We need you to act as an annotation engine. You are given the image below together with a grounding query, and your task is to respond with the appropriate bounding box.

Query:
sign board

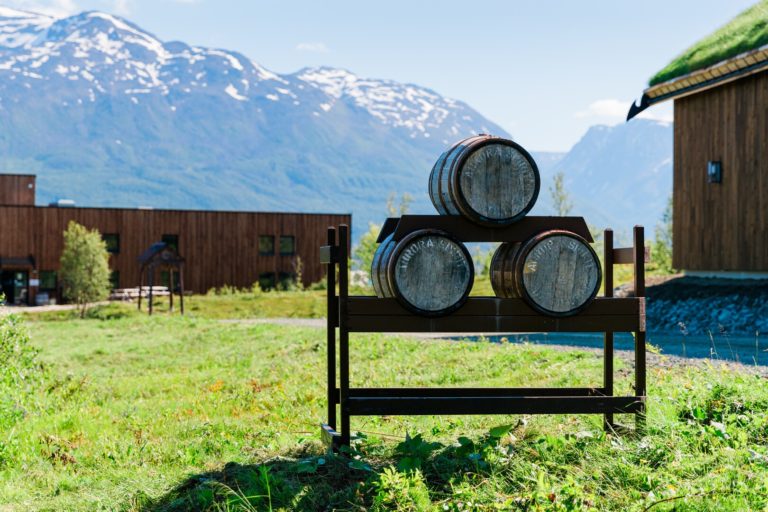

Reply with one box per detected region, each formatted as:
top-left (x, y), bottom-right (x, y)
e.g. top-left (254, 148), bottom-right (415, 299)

top-left (29, 279), bottom-right (40, 287)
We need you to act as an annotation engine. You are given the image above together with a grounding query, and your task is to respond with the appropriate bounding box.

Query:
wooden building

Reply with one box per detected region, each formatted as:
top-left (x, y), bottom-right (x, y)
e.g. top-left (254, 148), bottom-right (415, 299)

top-left (0, 174), bottom-right (350, 305)
top-left (628, 3), bottom-right (768, 276)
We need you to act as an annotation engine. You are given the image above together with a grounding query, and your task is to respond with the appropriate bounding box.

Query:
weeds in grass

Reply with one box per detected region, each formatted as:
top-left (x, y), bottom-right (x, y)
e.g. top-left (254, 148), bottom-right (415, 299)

top-left (4, 313), bottom-right (768, 510)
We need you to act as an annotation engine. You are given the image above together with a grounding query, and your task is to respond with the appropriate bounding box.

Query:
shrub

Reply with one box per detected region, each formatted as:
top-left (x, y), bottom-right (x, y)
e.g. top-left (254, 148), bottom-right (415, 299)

top-left (59, 221), bottom-right (112, 317)
top-left (0, 306), bottom-right (45, 466)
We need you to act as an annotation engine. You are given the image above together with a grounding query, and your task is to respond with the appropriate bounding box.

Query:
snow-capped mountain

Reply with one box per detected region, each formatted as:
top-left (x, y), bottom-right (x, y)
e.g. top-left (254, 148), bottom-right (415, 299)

top-left (0, 7), bottom-right (673, 239)
top-left (0, 7), bottom-right (509, 235)
top-left (529, 118), bottom-right (673, 240)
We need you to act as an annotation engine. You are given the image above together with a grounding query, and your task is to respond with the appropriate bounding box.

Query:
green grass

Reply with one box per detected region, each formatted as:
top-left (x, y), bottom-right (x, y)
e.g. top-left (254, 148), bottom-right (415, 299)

top-left (650, 0), bottom-right (768, 85)
top-left (21, 269), bottom-right (642, 323)
top-left (2, 308), bottom-right (768, 511)
top-left (20, 276), bottom-right (502, 322)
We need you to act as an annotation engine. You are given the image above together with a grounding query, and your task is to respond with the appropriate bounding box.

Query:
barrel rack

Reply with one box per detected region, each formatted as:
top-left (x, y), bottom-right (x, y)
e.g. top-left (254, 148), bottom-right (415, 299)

top-left (320, 216), bottom-right (646, 449)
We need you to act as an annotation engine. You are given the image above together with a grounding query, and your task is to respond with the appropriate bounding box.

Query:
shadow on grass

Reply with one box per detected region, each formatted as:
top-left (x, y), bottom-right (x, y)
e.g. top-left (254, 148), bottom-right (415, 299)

top-left (139, 453), bottom-right (364, 511)
top-left (137, 437), bottom-right (480, 512)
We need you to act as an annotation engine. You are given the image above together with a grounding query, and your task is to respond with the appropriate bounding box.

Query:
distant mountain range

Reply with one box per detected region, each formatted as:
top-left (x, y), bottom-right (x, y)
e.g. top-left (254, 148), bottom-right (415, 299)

top-left (532, 119), bottom-right (673, 240)
top-left (0, 7), bottom-right (672, 240)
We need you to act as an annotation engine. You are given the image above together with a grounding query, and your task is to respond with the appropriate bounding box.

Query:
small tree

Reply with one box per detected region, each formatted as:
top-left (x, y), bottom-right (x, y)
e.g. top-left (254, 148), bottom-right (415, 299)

top-left (650, 196), bottom-right (674, 274)
top-left (549, 171), bottom-right (573, 216)
top-left (59, 221), bottom-right (112, 318)
top-left (354, 193), bottom-right (413, 275)
top-left (386, 192), bottom-right (413, 217)
top-left (353, 222), bottom-right (381, 273)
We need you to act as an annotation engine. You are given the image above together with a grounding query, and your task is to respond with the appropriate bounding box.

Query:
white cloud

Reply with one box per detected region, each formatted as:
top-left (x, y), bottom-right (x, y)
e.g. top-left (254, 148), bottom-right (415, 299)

top-left (575, 98), bottom-right (673, 125)
top-left (295, 42), bottom-right (329, 53)
top-left (112, 0), bottom-right (132, 15)
top-left (575, 99), bottom-right (630, 120)
top-left (4, 0), bottom-right (79, 16)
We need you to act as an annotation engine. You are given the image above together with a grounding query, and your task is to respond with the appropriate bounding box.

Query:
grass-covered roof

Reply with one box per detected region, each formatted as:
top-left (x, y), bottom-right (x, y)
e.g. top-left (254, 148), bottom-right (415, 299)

top-left (649, 1), bottom-right (768, 86)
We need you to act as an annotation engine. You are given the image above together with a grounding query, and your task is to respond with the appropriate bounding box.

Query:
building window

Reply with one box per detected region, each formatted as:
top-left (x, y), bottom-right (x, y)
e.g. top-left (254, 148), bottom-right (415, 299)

top-left (109, 271), bottom-right (120, 290)
top-left (259, 235), bottom-right (275, 256)
top-left (39, 270), bottom-right (57, 291)
top-left (258, 272), bottom-right (276, 290)
top-left (279, 235), bottom-right (295, 255)
top-left (103, 233), bottom-right (120, 254)
top-left (162, 234), bottom-right (179, 252)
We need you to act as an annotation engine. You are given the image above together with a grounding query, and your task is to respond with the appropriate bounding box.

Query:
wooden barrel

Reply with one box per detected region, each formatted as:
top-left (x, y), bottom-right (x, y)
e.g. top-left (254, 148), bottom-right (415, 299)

top-left (490, 230), bottom-right (602, 316)
top-left (428, 135), bottom-right (540, 226)
top-left (372, 229), bottom-right (474, 316)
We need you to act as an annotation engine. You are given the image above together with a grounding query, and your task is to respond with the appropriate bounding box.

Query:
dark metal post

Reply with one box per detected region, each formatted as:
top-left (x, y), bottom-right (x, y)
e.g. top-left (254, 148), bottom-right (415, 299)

top-left (138, 269), bottom-right (143, 311)
top-left (603, 228), bottom-right (614, 431)
top-left (338, 225), bottom-right (350, 447)
top-left (169, 267), bottom-right (174, 313)
top-left (633, 226), bottom-right (646, 432)
top-left (148, 266), bottom-right (154, 316)
top-left (179, 266), bottom-right (185, 315)
top-left (326, 227), bottom-right (337, 430)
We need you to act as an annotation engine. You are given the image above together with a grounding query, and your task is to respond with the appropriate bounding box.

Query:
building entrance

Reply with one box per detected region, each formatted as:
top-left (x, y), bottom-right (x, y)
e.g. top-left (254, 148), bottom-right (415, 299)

top-left (0, 270), bottom-right (29, 305)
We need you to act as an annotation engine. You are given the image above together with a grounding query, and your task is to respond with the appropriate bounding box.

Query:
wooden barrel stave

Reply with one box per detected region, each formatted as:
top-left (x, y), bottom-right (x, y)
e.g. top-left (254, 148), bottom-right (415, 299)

top-left (490, 230), bottom-right (602, 316)
top-left (428, 135), bottom-right (540, 226)
top-left (428, 141), bottom-right (462, 215)
top-left (371, 229), bottom-right (474, 316)
top-left (373, 235), bottom-right (397, 298)
top-left (439, 139), bottom-right (472, 216)
top-left (371, 233), bottom-right (392, 298)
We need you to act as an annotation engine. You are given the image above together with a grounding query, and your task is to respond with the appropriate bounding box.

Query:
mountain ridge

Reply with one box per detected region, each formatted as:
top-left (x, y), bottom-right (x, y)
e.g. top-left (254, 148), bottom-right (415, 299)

top-left (0, 7), bottom-right (672, 239)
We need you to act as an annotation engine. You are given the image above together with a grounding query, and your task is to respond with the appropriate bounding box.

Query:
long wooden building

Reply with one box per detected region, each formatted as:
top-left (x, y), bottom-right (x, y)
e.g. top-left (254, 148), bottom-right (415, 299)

top-left (627, 2), bottom-right (768, 276)
top-left (0, 174), bottom-right (350, 305)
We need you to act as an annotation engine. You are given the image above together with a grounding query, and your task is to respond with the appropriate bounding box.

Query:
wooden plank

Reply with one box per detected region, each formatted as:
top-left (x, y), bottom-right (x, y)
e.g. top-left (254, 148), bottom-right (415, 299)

top-left (347, 395), bottom-right (644, 416)
top-left (674, 71), bottom-right (768, 271)
top-left (347, 296), bottom-right (642, 317)
top-left (320, 423), bottom-right (341, 448)
top-left (331, 387), bottom-right (608, 402)
top-left (389, 215), bottom-right (594, 243)
top-left (375, 217), bottom-right (401, 243)
top-left (326, 228), bottom-right (337, 429)
top-left (0, 175), bottom-right (35, 206)
top-left (603, 228), bottom-right (615, 430)
top-left (614, 246), bottom-right (651, 265)
top-left (346, 314), bottom-right (642, 333)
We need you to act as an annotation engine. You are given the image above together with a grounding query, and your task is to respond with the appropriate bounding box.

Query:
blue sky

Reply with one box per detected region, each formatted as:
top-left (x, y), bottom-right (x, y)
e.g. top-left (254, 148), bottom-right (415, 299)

top-left (6, 0), bottom-right (758, 151)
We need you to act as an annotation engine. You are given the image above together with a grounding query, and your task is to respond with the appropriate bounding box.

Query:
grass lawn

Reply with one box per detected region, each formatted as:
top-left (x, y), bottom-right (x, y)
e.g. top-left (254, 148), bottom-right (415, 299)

top-left (20, 271), bottom-right (637, 323)
top-left (2, 308), bottom-right (768, 510)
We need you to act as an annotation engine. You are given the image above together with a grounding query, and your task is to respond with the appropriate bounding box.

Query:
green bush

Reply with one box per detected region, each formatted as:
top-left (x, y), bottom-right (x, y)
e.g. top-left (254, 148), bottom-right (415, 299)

top-left (0, 307), bottom-right (45, 466)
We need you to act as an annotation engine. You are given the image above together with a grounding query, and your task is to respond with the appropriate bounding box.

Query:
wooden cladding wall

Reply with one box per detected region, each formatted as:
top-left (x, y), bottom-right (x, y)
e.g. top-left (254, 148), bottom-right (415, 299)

top-left (673, 71), bottom-right (768, 271)
top-left (0, 175), bottom-right (36, 206)
top-left (0, 206), bottom-right (350, 291)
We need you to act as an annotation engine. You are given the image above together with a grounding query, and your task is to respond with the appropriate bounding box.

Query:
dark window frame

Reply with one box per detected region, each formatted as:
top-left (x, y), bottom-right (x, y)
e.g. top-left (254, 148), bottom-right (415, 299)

top-left (103, 233), bottom-right (120, 254)
top-left (259, 235), bottom-right (275, 256)
top-left (258, 272), bottom-right (276, 290)
top-left (39, 270), bottom-right (57, 291)
top-left (161, 234), bottom-right (179, 252)
top-left (279, 235), bottom-right (295, 256)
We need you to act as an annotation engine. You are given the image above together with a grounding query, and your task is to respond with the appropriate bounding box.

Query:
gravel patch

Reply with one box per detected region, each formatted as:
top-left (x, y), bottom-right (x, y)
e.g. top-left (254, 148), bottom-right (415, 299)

top-left (643, 276), bottom-right (768, 335)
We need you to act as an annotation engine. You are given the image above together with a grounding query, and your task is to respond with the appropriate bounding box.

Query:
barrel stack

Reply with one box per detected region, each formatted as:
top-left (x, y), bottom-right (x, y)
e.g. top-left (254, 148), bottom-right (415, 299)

top-left (372, 134), bottom-right (602, 317)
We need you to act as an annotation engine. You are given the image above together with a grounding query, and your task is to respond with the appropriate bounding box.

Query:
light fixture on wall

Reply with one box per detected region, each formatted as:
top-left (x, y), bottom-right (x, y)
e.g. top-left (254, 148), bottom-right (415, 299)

top-left (707, 160), bottom-right (722, 184)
